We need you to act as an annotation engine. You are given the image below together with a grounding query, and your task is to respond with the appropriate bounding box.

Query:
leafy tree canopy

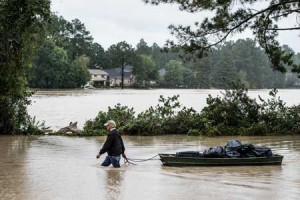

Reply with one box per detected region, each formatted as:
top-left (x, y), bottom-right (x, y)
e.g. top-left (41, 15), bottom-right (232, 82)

top-left (0, 0), bottom-right (51, 134)
top-left (106, 41), bottom-right (137, 68)
top-left (144, 0), bottom-right (300, 74)
top-left (133, 55), bottom-right (158, 84)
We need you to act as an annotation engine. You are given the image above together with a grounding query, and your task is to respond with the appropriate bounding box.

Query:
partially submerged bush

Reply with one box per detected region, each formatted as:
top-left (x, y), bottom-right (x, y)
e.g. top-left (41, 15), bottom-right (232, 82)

top-left (82, 88), bottom-right (300, 136)
top-left (82, 104), bottom-right (135, 135)
top-left (200, 88), bottom-right (300, 136)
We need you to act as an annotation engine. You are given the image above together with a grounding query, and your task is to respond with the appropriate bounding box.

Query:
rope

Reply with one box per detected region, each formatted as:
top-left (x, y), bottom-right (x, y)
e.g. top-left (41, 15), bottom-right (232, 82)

top-left (124, 157), bottom-right (137, 165)
top-left (124, 154), bottom-right (160, 165)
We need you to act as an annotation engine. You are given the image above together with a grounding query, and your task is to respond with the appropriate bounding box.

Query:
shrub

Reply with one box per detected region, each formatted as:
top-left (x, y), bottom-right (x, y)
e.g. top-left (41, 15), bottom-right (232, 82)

top-left (82, 88), bottom-right (300, 136)
top-left (82, 104), bottom-right (135, 136)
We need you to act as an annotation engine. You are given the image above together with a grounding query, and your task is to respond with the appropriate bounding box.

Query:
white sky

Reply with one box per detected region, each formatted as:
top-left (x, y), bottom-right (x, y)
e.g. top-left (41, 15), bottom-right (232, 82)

top-left (51, 0), bottom-right (300, 52)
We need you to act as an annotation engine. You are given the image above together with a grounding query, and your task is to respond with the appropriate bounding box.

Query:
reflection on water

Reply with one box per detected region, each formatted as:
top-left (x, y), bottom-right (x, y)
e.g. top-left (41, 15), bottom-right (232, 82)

top-left (104, 169), bottom-right (124, 200)
top-left (0, 136), bottom-right (30, 200)
top-left (0, 135), bottom-right (300, 200)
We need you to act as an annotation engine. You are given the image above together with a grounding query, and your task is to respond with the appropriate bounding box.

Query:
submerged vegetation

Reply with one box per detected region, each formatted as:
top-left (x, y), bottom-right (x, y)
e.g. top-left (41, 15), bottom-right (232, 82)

top-left (81, 89), bottom-right (300, 136)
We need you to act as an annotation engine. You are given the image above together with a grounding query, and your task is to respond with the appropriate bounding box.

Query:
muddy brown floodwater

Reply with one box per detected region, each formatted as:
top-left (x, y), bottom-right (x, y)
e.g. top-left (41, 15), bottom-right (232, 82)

top-left (1, 135), bottom-right (300, 200)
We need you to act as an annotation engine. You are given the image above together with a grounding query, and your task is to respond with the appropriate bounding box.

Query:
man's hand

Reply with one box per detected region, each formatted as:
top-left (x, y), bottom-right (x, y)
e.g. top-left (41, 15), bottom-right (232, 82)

top-left (96, 153), bottom-right (101, 159)
top-left (122, 153), bottom-right (126, 158)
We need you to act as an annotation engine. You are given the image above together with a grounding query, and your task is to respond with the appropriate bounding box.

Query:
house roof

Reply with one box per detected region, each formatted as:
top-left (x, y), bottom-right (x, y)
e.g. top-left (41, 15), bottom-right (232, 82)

top-left (88, 69), bottom-right (108, 75)
top-left (103, 65), bottom-right (133, 78)
top-left (91, 77), bottom-right (107, 81)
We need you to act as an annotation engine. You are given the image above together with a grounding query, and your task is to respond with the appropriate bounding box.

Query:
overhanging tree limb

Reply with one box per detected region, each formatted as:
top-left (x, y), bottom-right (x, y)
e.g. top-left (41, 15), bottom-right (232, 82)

top-left (144, 0), bottom-right (300, 74)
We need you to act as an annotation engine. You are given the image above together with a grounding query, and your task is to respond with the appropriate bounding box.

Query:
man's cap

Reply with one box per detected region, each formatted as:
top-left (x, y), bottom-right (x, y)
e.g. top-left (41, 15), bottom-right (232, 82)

top-left (104, 120), bottom-right (116, 128)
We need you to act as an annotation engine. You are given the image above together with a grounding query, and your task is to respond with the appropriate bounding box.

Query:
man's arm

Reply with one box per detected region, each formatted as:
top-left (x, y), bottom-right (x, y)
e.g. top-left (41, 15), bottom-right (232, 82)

top-left (119, 135), bottom-right (126, 158)
top-left (96, 134), bottom-right (114, 159)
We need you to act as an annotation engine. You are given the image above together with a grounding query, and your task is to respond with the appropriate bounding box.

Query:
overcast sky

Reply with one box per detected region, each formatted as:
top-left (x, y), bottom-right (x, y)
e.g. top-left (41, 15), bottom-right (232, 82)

top-left (51, 0), bottom-right (300, 52)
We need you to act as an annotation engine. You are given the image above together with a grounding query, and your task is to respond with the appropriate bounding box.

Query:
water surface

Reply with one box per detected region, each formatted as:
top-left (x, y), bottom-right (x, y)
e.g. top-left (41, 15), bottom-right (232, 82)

top-left (1, 135), bottom-right (299, 200)
top-left (28, 89), bottom-right (300, 130)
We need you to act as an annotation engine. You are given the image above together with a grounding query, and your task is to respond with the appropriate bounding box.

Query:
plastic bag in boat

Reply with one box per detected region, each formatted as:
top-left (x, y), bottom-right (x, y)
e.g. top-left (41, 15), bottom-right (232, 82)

top-left (203, 146), bottom-right (226, 158)
top-left (253, 146), bottom-right (273, 157)
top-left (224, 140), bottom-right (242, 151)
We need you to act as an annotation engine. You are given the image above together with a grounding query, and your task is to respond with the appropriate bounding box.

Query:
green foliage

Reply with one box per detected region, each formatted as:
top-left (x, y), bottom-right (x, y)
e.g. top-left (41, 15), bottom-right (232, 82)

top-left (33, 15), bottom-right (297, 90)
top-left (27, 12), bottom-right (298, 90)
top-left (22, 116), bottom-right (46, 135)
top-left (28, 39), bottom-right (91, 88)
top-left (144, 0), bottom-right (300, 74)
top-left (83, 95), bottom-right (203, 136)
top-left (211, 46), bottom-right (240, 88)
top-left (133, 55), bottom-right (158, 86)
top-left (81, 104), bottom-right (135, 136)
top-left (123, 95), bottom-right (185, 135)
top-left (200, 88), bottom-right (300, 136)
top-left (106, 41), bottom-right (137, 69)
top-left (136, 39), bottom-right (152, 56)
top-left (201, 89), bottom-right (261, 129)
top-left (83, 88), bottom-right (300, 136)
top-left (28, 13), bottom-right (96, 89)
top-left (259, 89), bottom-right (291, 134)
top-left (0, 0), bottom-right (50, 134)
top-left (87, 43), bottom-right (107, 68)
top-left (208, 39), bottom-right (287, 89)
top-left (157, 39), bottom-right (290, 89)
top-left (69, 56), bottom-right (91, 87)
top-left (46, 16), bottom-right (94, 60)
top-left (164, 60), bottom-right (194, 87)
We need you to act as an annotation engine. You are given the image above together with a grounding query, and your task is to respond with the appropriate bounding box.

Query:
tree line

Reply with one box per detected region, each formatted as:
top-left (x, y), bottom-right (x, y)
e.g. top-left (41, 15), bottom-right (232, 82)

top-left (28, 13), bottom-right (300, 89)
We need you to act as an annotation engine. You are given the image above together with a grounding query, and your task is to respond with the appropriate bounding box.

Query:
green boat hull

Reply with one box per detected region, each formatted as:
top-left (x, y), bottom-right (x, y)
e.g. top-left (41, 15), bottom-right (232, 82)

top-left (159, 154), bottom-right (283, 166)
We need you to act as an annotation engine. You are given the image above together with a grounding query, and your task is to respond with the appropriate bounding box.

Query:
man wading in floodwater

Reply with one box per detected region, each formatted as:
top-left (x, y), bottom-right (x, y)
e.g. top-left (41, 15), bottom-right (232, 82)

top-left (96, 120), bottom-right (126, 168)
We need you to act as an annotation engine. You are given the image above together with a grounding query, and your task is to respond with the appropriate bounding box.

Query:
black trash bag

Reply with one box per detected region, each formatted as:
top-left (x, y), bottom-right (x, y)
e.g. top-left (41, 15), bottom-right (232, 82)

top-left (224, 140), bottom-right (242, 158)
top-left (203, 146), bottom-right (226, 158)
top-left (253, 146), bottom-right (273, 157)
top-left (224, 140), bottom-right (242, 151)
top-left (176, 151), bottom-right (203, 157)
top-left (240, 143), bottom-right (256, 157)
top-left (225, 150), bottom-right (241, 158)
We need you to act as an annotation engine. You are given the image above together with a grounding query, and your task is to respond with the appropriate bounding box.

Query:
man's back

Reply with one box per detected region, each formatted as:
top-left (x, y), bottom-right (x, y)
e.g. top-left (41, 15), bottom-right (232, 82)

top-left (100, 129), bottom-right (125, 156)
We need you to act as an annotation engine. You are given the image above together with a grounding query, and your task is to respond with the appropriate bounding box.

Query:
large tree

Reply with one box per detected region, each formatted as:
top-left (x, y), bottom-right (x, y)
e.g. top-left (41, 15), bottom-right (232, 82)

top-left (133, 55), bottom-right (158, 85)
top-left (106, 41), bottom-right (137, 88)
top-left (136, 39), bottom-right (152, 56)
top-left (144, 0), bottom-right (300, 74)
top-left (0, 0), bottom-right (50, 134)
top-left (28, 39), bottom-right (91, 88)
top-left (106, 41), bottom-right (137, 68)
top-left (87, 42), bottom-right (107, 68)
top-left (65, 18), bottom-right (94, 60)
top-left (164, 60), bottom-right (194, 87)
top-left (46, 14), bottom-right (94, 61)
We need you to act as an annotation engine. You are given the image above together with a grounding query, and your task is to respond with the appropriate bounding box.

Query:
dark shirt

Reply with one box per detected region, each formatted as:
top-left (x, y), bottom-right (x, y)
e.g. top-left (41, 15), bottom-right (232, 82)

top-left (99, 129), bottom-right (125, 156)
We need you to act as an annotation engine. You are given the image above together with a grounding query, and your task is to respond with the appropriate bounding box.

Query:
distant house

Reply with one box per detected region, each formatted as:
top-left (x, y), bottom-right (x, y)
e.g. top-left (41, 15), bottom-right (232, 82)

top-left (87, 69), bottom-right (109, 87)
top-left (104, 65), bottom-right (135, 87)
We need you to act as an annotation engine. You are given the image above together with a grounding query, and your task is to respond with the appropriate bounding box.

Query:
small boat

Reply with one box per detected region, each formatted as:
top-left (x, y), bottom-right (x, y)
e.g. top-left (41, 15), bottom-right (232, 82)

top-left (159, 153), bottom-right (284, 166)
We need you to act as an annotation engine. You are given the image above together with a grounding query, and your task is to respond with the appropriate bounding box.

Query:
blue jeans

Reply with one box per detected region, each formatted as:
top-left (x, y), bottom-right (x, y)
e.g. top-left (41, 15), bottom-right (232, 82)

top-left (101, 155), bottom-right (121, 168)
